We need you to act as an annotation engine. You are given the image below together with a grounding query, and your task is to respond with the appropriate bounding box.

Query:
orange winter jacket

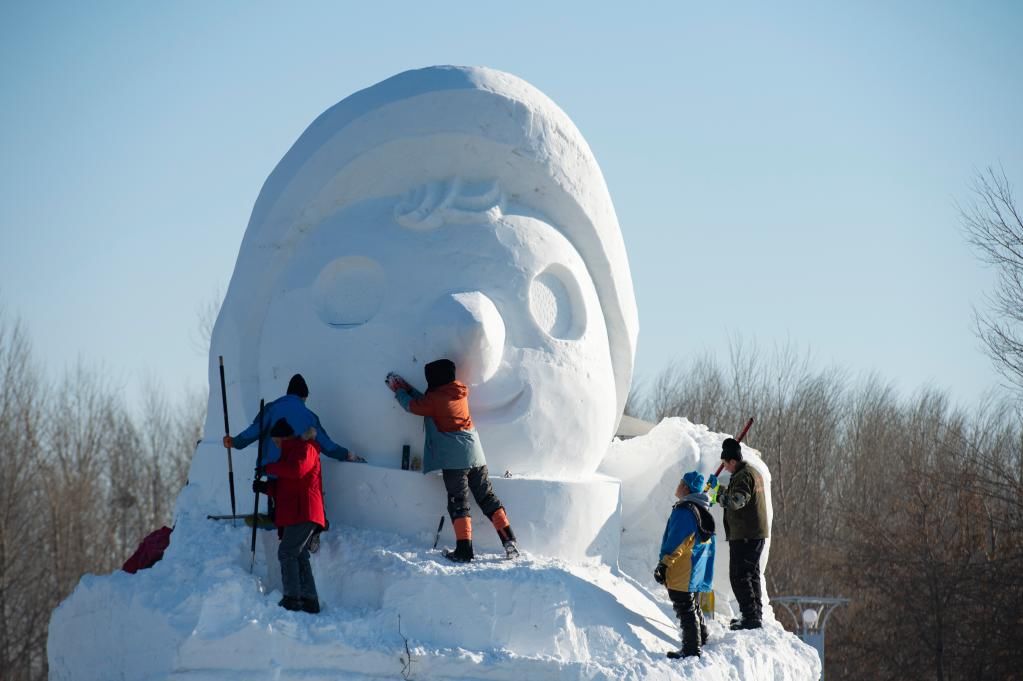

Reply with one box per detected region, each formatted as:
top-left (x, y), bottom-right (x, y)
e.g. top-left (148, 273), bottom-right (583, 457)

top-left (404, 381), bottom-right (474, 432)
top-left (395, 381), bottom-right (486, 473)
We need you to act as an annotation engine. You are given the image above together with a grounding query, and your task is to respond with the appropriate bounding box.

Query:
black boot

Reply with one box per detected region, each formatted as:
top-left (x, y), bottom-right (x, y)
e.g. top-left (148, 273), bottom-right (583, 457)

top-left (498, 525), bottom-right (520, 559)
top-left (301, 597), bottom-right (320, 614)
top-left (278, 596), bottom-right (303, 611)
top-left (696, 599), bottom-right (708, 646)
top-left (729, 618), bottom-right (762, 630)
top-left (444, 539), bottom-right (474, 563)
top-left (667, 592), bottom-right (702, 658)
top-left (666, 649), bottom-right (701, 659)
top-left (667, 622), bottom-right (701, 659)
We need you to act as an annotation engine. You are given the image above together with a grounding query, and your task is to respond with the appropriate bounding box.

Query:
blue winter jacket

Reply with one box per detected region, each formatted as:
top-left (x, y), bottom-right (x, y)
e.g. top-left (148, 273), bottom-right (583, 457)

top-left (232, 394), bottom-right (349, 467)
top-left (658, 492), bottom-right (716, 592)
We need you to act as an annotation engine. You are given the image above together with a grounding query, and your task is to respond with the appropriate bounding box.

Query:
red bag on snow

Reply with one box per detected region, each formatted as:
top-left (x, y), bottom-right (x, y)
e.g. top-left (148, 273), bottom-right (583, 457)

top-left (122, 526), bottom-right (173, 574)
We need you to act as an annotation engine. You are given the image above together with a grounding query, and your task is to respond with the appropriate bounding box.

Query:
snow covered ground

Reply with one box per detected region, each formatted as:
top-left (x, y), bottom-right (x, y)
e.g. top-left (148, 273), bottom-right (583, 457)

top-left (49, 419), bottom-right (821, 680)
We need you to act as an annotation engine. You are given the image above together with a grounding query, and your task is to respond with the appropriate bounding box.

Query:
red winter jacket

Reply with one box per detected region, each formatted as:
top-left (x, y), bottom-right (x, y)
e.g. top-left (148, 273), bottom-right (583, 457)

top-left (264, 438), bottom-right (326, 529)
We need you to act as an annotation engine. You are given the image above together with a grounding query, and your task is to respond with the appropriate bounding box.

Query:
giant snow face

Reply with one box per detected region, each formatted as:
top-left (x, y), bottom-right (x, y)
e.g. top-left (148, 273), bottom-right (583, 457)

top-left (258, 183), bottom-right (616, 478)
top-left (208, 66), bottom-right (638, 480)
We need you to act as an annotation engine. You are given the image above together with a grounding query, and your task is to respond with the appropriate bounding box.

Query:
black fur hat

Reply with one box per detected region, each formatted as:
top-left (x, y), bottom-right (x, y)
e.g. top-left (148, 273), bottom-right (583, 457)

top-left (270, 418), bottom-right (295, 438)
top-left (286, 374), bottom-right (309, 398)
top-left (721, 437), bottom-right (743, 461)
top-left (424, 359), bottom-right (456, 391)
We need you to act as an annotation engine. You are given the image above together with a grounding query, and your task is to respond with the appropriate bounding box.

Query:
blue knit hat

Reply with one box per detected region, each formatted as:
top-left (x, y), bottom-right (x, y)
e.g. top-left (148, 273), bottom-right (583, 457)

top-left (682, 471), bottom-right (705, 494)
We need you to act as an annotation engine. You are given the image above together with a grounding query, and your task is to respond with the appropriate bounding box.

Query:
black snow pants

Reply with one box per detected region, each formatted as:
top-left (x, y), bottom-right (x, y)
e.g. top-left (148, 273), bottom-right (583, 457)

top-left (667, 589), bottom-right (704, 655)
top-left (728, 538), bottom-right (765, 623)
top-left (442, 465), bottom-right (503, 521)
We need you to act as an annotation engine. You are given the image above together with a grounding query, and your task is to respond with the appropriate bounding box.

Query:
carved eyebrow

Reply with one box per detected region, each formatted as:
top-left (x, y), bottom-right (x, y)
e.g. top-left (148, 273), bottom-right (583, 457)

top-left (394, 178), bottom-right (503, 230)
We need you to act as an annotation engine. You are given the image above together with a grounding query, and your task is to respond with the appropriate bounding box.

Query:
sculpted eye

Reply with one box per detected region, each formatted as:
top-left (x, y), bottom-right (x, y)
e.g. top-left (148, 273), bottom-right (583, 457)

top-left (529, 264), bottom-right (586, 341)
top-left (313, 256), bottom-right (386, 327)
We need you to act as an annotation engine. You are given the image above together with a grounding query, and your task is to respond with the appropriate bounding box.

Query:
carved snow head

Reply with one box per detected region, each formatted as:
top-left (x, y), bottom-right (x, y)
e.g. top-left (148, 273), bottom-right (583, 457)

top-left (208, 66), bottom-right (638, 478)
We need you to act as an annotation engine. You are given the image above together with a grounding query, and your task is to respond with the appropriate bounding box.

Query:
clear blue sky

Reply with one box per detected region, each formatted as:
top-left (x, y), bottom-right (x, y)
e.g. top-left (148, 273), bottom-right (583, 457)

top-left (2, 1), bottom-right (1021, 409)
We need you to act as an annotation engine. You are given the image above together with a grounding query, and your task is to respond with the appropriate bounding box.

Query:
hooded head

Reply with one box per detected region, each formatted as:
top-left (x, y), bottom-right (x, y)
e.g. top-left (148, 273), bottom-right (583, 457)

top-left (286, 374), bottom-right (309, 398)
top-left (425, 359), bottom-right (456, 392)
top-left (270, 418), bottom-right (295, 438)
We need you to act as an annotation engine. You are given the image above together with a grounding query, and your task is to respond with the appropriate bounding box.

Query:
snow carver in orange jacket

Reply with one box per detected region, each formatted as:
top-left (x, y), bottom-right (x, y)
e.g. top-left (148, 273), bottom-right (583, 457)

top-left (387, 359), bottom-right (519, 562)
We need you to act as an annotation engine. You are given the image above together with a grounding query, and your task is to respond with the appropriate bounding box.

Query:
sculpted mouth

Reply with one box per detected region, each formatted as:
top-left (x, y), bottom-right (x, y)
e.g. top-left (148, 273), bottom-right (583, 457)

top-left (471, 381), bottom-right (530, 423)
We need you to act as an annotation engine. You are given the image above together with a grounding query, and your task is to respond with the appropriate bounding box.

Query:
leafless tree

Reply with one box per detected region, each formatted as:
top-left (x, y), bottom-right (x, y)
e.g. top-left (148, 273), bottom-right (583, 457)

top-left (0, 312), bottom-right (49, 680)
top-left (0, 307), bottom-right (203, 680)
top-left (961, 166), bottom-right (1023, 390)
top-left (648, 345), bottom-right (1023, 680)
top-left (190, 288), bottom-right (223, 357)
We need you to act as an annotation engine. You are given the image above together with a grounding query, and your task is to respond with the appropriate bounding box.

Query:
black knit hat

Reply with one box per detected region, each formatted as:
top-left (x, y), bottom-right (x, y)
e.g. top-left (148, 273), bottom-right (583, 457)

top-left (270, 418), bottom-right (295, 438)
top-left (424, 359), bottom-right (456, 392)
top-left (286, 374), bottom-right (309, 398)
top-left (721, 437), bottom-right (743, 461)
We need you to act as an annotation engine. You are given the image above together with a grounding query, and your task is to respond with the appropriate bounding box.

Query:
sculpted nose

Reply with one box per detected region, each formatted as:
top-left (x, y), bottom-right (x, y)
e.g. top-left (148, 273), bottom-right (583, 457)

top-left (421, 291), bottom-right (505, 385)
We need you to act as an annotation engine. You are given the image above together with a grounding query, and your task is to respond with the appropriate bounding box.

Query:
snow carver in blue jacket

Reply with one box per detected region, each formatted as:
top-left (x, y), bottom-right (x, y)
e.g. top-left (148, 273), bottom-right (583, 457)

top-left (223, 374), bottom-right (362, 467)
top-left (387, 359), bottom-right (519, 563)
top-left (654, 470), bottom-right (716, 659)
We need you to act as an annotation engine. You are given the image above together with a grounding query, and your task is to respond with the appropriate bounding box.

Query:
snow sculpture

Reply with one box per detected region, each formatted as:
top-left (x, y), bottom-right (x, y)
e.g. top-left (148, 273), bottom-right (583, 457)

top-left (200, 65), bottom-right (637, 481)
top-left (184, 65), bottom-right (640, 560)
top-left (49, 67), bottom-right (818, 681)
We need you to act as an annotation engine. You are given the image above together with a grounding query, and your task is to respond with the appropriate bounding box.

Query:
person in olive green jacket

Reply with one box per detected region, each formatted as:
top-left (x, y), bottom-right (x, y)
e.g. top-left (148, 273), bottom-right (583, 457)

top-left (708, 437), bottom-right (769, 630)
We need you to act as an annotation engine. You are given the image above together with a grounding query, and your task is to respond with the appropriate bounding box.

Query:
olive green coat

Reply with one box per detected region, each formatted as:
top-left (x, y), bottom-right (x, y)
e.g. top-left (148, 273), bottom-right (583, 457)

top-left (721, 462), bottom-right (769, 541)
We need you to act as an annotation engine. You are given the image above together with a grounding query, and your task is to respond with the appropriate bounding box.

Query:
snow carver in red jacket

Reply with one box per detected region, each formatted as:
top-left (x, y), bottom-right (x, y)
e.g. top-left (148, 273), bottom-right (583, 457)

top-left (387, 358), bottom-right (519, 563)
top-left (254, 418), bottom-right (326, 613)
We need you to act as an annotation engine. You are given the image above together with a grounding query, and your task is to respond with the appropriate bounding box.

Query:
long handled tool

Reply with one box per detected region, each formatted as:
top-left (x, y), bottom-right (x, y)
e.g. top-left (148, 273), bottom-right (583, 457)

top-left (249, 399), bottom-right (266, 573)
top-left (432, 515), bottom-right (446, 549)
top-left (207, 513), bottom-right (274, 528)
top-left (218, 356), bottom-right (238, 524)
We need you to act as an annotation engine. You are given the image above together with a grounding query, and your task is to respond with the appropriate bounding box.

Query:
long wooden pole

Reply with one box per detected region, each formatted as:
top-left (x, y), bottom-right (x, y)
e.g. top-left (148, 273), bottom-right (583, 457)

top-left (249, 399), bottom-right (265, 573)
top-left (218, 356), bottom-right (237, 523)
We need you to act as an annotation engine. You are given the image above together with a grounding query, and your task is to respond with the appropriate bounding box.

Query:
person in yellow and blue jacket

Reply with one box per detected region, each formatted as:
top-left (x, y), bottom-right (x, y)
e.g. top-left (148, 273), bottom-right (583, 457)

top-left (654, 470), bottom-right (716, 659)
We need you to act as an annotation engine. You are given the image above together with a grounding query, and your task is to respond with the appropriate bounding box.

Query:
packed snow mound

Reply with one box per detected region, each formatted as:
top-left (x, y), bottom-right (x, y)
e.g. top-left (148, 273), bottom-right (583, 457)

top-left (601, 416), bottom-right (775, 617)
top-left (49, 420), bottom-right (819, 680)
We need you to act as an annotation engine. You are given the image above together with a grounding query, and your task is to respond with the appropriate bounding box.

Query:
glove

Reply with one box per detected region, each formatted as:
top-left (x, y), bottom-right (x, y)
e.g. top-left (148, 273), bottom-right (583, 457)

top-left (346, 451), bottom-right (366, 463)
top-left (223, 435), bottom-right (234, 449)
top-left (653, 563), bottom-right (667, 585)
top-left (252, 479), bottom-right (269, 495)
top-left (707, 474), bottom-right (720, 504)
top-left (385, 372), bottom-right (408, 392)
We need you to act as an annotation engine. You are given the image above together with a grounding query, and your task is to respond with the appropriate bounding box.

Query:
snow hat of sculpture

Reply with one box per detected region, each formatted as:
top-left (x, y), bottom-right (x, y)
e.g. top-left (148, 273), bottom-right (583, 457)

top-left (207, 65), bottom-right (638, 478)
